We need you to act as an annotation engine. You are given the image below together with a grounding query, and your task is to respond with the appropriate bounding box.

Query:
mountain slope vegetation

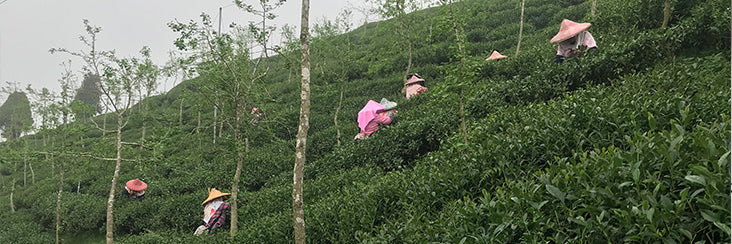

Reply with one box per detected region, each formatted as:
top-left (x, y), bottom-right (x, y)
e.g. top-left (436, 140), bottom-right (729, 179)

top-left (0, 0), bottom-right (729, 243)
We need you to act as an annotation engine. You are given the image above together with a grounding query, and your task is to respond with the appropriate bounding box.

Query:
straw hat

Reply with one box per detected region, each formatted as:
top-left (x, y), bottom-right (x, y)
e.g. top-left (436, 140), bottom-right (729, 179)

top-left (405, 74), bottom-right (425, 85)
top-left (201, 188), bottom-right (231, 206)
top-left (125, 179), bottom-right (147, 191)
top-left (485, 51), bottom-right (508, 61)
top-left (550, 19), bottom-right (591, 44)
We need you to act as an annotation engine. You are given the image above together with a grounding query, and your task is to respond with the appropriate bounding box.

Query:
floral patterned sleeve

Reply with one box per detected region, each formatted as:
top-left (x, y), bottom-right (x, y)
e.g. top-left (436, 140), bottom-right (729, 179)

top-left (205, 202), bottom-right (231, 230)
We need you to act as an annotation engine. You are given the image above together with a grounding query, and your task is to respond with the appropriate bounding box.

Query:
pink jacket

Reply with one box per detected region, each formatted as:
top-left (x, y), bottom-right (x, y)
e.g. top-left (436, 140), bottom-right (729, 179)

top-left (362, 113), bottom-right (392, 135)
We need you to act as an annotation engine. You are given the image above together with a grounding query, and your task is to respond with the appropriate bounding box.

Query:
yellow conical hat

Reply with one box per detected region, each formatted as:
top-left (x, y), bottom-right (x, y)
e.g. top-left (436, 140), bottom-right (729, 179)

top-left (201, 188), bottom-right (231, 206)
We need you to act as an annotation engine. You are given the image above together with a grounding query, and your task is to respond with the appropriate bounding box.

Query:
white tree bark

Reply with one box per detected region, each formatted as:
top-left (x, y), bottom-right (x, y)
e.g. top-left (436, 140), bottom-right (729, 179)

top-left (105, 114), bottom-right (124, 244)
top-left (294, 0), bottom-right (311, 242)
top-left (591, 0), bottom-right (597, 16)
top-left (56, 161), bottom-right (64, 244)
top-left (10, 177), bottom-right (15, 212)
top-left (515, 0), bottom-right (525, 56)
top-left (662, 0), bottom-right (670, 28)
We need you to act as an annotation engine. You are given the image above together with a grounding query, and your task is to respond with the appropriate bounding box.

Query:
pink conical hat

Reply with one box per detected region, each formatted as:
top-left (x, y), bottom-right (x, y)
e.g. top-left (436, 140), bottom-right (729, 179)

top-left (405, 74), bottom-right (425, 85)
top-left (485, 51), bottom-right (507, 61)
top-left (550, 19), bottom-right (591, 44)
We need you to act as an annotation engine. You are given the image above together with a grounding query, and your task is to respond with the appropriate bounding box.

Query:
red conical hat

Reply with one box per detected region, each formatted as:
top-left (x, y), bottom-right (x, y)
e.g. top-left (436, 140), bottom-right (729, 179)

top-left (125, 179), bottom-right (147, 191)
top-left (485, 51), bottom-right (507, 61)
top-left (550, 19), bottom-right (591, 43)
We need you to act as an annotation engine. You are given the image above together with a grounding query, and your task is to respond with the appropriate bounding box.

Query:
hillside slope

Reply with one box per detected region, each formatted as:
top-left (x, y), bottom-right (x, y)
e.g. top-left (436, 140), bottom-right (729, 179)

top-left (0, 0), bottom-right (729, 243)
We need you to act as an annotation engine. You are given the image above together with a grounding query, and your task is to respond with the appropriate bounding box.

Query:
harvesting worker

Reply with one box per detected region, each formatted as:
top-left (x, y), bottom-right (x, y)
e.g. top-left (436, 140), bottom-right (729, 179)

top-left (250, 107), bottom-right (265, 124)
top-left (402, 74), bottom-right (427, 99)
top-left (122, 178), bottom-right (147, 201)
top-left (485, 50), bottom-right (508, 61)
top-left (354, 100), bottom-right (397, 141)
top-left (195, 188), bottom-right (232, 235)
top-left (551, 19), bottom-right (597, 63)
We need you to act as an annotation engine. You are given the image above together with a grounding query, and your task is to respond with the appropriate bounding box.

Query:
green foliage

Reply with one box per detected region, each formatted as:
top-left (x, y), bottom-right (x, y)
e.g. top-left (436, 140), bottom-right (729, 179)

top-left (0, 91), bottom-right (34, 140)
top-left (73, 74), bottom-right (103, 118)
top-left (1, 0), bottom-right (729, 242)
top-left (0, 210), bottom-right (54, 243)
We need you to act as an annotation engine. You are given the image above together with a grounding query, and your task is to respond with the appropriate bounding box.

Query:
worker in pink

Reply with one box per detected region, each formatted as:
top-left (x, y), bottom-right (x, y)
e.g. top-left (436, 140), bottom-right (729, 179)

top-left (551, 19), bottom-right (597, 63)
top-left (355, 100), bottom-right (397, 141)
top-left (402, 74), bottom-right (427, 99)
top-left (485, 50), bottom-right (508, 61)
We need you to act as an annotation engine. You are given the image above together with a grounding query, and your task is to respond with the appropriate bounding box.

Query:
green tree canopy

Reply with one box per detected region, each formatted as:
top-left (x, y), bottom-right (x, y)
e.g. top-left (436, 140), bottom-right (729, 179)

top-left (73, 73), bottom-right (103, 118)
top-left (0, 91), bottom-right (34, 140)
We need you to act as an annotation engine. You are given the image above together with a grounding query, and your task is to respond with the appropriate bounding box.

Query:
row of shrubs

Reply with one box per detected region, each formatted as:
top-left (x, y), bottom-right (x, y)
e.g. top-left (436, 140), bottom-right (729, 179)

top-left (226, 54), bottom-right (728, 242)
top-left (1, 0), bottom-right (728, 242)
top-left (120, 0), bottom-right (728, 242)
top-left (356, 54), bottom-right (730, 242)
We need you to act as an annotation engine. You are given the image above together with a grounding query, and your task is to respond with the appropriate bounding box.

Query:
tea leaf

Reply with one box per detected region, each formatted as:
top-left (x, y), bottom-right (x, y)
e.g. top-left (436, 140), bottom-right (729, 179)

top-left (684, 175), bottom-right (706, 186)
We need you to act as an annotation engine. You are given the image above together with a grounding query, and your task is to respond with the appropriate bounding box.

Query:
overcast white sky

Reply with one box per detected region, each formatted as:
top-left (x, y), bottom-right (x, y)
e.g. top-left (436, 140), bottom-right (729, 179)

top-left (0, 0), bottom-right (376, 102)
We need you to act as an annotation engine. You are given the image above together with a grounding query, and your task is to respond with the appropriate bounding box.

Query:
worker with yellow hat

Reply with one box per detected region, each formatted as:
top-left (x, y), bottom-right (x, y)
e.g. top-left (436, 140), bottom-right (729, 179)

top-left (194, 188), bottom-right (232, 235)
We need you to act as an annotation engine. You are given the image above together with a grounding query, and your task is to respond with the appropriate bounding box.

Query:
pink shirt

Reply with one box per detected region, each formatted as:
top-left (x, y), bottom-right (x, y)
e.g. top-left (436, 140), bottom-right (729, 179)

top-left (362, 114), bottom-right (392, 135)
top-left (556, 31), bottom-right (597, 57)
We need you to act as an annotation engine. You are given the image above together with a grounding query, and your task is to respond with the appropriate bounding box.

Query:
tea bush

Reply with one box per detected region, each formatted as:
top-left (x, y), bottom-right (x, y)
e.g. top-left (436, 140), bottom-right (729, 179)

top-left (0, 210), bottom-right (54, 243)
top-left (1, 0), bottom-right (728, 242)
top-left (354, 55), bottom-right (730, 242)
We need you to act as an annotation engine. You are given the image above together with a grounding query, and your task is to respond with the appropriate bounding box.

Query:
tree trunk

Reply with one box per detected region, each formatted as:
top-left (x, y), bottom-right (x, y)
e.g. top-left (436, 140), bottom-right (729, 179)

top-left (179, 98), bottom-right (184, 126)
top-left (460, 88), bottom-right (468, 144)
top-left (10, 177), bottom-right (15, 212)
top-left (56, 160), bottom-right (64, 244)
top-left (446, 3), bottom-right (469, 145)
top-left (230, 111), bottom-right (245, 239)
top-left (30, 163), bottom-right (35, 185)
top-left (294, 0), bottom-right (311, 242)
top-left (403, 40), bottom-right (413, 83)
top-left (213, 106), bottom-right (217, 144)
top-left (334, 86), bottom-right (343, 147)
top-left (141, 123), bottom-right (146, 144)
top-left (515, 0), bottom-right (525, 56)
top-left (24, 139), bottom-right (28, 186)
top-left (661, 0), bottom-right (670, 28)
top-left (105, 114), bottom-right (124, 244)
top-left (591, 0), bottom-right (597, 16)
top-left (197, 111), bottom-right (202, 149)
top-left (103, 114), bottom-right (107, 137)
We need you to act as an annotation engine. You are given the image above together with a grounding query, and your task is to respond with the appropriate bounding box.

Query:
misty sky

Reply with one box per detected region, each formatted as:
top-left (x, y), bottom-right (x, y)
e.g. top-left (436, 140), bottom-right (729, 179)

top-left (0, 0), bottom-right (375, 102)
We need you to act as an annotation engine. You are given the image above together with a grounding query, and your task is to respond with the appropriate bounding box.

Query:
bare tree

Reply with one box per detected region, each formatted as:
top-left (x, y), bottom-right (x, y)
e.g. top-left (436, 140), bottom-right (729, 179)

top-left (52, 20), bottom-right (160, 244)
top-left (438, 0), bottom-right (469, 144)
top-left (169, 1), bottom-right (284, 238)
top-left (591, 0), bottom-right (597, 16)
top-left (515, 0), bottom-right (525, 56)
top-left (311, 10), bottom-right (355, 147)
top-left (10, 176), bottom-right (15, 212)
top-left (662, 0), bottom-right (670, 28)
top-left (98, 48), bottom-right (160, 244)
top-left (293, 0), bottom-right (310, 242)
top-left (368, 0), bottom-right (424, 84)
